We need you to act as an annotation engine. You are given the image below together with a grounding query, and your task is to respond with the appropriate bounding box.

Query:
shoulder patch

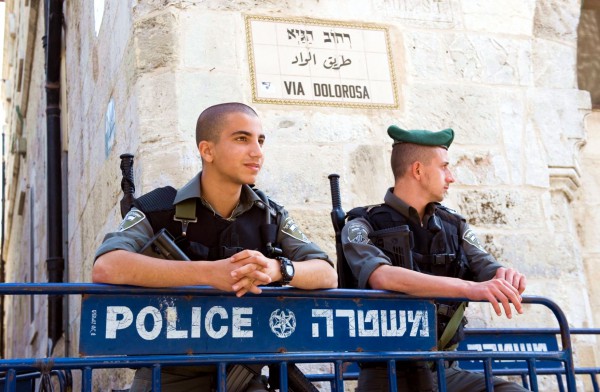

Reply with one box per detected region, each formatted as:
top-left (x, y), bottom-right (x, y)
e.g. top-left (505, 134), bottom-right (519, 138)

top-left (281, 216), bottom-right (310, 243)
top-left (463, 228), bottom-right (487, 253)
top-left (118, 210), bottom-right (146, 232)
top-left (346, 222), bottom-right (371, 244)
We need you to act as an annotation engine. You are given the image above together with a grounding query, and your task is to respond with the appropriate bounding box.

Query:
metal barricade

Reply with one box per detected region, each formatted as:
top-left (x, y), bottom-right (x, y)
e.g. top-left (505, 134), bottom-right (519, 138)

top-left (458, 327), bottom-right (600, 392)
top-left (0, 283), bottom-right (580, 392)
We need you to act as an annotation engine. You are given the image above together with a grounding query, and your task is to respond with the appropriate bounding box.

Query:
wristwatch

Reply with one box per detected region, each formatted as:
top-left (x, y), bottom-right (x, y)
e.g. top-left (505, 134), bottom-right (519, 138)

top-left (276, 256), bottom-right (295, 285)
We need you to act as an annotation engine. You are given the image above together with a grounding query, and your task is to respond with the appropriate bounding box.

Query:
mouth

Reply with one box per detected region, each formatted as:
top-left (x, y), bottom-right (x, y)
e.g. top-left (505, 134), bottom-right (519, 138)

top-left (245, 163), bottom-right (261, 172)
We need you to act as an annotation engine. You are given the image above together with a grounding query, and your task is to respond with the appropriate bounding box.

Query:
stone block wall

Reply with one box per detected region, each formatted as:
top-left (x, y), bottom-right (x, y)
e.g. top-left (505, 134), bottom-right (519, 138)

top-left (2, 0), bottom-right (598, 390)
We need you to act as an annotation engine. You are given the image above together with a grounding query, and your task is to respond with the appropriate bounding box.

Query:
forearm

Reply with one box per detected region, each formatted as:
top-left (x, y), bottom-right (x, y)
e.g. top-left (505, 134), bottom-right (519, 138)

top-left (290, 259), bottom-right (338, 289)
top-left (369, 264), bottom-right (469, 298)
top-left (369, 264), bottom-right (523, 318)
top-left (92, 250), bottom-right (213, 287)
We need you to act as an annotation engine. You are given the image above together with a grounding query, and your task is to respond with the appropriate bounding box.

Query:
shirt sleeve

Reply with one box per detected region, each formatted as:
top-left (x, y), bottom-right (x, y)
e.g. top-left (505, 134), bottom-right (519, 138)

top-left (460, 220), bottom-right (503, 281)
top-left (275, 207), bottom-right (334, 266)
top-left (94, 208), bottom-right (155, 261)
top-left (341, 217), bottom-right (392, 289)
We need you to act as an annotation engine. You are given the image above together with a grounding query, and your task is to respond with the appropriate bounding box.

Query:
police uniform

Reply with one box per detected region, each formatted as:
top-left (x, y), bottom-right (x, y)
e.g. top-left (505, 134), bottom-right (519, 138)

top-left (340, 127), bottom-right (527, 392)
top-left (95, 171), bottom-right (332, 392)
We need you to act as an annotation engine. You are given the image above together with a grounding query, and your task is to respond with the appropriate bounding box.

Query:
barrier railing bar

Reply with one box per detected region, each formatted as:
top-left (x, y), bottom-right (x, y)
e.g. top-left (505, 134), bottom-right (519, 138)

top-left (386, 359), bottom-right (398, 392)
top-left (0, 283), bottom-right (583, 392)
top-left (557, 373), bottom-right (566, 392)
top-left (527, 357), bottom-right (539, 391)
top-left (279, 361), bottom-right (289, 391)
top-left (483, 358), bottom-right (494, 391)
top-left (152, 364), bottom-right (162, 392)
top-left (465, 328), bottom-right (600, 335)
top-left (217, 363), bottom-right (226, 392)
top-left (4, 368), bottom-right (15, 392)
top-left (0, 350), bottom-right (573, 369)
top-left (307, 366), bottom-right (598, 390)
top-left (334, 360), bottom-right (344, 392)
top-left (521, 373), bottom-right (529, 390)
top-left (82, 366), bottom-right (92, 392)
top-left (435, 359), bottom-right (446, 392)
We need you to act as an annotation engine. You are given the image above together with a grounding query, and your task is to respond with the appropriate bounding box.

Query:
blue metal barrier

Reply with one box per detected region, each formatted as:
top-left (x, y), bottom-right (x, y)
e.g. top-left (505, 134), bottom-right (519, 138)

top-left (0, 283), bottom-right (583, 392)
top-left (0, 369), bottom-right (71, 392)
top-left (459, 327), bottom-right (600, 392)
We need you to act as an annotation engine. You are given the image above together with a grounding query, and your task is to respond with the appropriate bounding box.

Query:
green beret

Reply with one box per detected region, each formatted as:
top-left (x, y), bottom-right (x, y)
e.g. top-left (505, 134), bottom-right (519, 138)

top-left (387, 126), bottom-right (454, 149)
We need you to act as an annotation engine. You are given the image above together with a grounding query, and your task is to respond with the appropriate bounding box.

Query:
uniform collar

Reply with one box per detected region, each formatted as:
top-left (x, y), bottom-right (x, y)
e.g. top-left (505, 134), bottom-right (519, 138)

top-left (173, 171), bottom-right (261, 216)
top-left (173, 172), bottom-right (203, 204)
top-left (383, 187), bottom-right (438, 226)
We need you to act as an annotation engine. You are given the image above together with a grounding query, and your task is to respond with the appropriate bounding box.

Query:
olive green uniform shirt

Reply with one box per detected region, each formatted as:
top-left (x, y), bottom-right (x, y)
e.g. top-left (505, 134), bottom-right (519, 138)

top-left (96, 172), bottom-right (332, 265)
top-left (341, 188), bottom-right (502, 288)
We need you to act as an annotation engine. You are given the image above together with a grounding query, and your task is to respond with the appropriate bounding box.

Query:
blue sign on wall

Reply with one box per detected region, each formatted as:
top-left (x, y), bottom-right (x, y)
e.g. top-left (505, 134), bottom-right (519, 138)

top-left (457, 332), bottom-right (562, 371)
top-left (79, 294), bottom-right (436, 356)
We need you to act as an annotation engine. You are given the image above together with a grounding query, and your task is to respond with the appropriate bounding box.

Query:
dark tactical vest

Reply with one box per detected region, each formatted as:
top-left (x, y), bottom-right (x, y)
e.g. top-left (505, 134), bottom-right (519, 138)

top-left (132, 186), bottom-right (281, 261)
top-left (348, 203), bottom-right (471, 347)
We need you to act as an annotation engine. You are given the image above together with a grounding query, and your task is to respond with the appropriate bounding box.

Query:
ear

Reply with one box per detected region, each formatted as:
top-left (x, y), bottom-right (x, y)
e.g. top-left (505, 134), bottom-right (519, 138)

top-left (198, 141), bottom-right (214, 163)
top-left (411, 161), bottom-right (423, 179)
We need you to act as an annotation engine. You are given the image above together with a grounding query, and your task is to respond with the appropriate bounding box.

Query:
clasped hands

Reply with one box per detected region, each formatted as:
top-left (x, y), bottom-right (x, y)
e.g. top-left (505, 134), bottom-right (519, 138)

top-left (213, 249), bottom-right (280, 297)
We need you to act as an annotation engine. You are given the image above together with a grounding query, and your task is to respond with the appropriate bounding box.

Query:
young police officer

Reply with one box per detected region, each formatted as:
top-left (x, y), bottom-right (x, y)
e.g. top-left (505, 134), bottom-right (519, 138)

top-left (341, 126), bottom-right (527, 392)
top-left (93, 102), bottom-right (337, 391)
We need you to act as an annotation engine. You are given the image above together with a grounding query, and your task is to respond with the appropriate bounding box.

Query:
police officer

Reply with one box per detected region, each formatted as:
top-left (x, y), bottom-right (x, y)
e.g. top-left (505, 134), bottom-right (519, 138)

top-left (341, 126), bottom-right (527, 392)
top-left (93, 102), bottom-right (337, 391)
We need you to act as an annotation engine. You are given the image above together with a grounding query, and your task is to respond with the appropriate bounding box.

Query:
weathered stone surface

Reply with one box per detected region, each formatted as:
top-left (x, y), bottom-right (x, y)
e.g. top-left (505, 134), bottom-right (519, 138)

top-left (453, 150), bottom-right (509, 186)
top-left (532, 39), bottom-right (577, 88)
top-left (3, 0), bottom-right (599, 385)
top-left (533, 0), bottom-right (580, 42)
top-left (347, 144), bottom-right (392, 206)
top-left (576, 111), bottom-right (600, 330)
top-left (578, 10), bottom-right (600, 105)
top-left (406, 83), bottom-right (528, 147)
top-left (260, 144), bottom-right (346, 207)
top-left (461, 0), bottom-right (535, 35)
top-left (179, 11), bottom-right (241, 71)
top-left (406, 32), bottom-right (532, 85)
top-left (374, 0), bottom-right (458, 28)
top-left (455, 189), bottom-right (546, 229)
top-left (528, 88), bottom-right (588, 167)
top-left (133, 10), bottom-right (178, 74)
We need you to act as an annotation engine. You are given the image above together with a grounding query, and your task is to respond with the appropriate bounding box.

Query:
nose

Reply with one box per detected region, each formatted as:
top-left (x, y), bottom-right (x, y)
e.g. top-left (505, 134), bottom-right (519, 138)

top-left (249, 139), bottom-right (263, 158)
top-left (446, 169), bottom-right (455, 183)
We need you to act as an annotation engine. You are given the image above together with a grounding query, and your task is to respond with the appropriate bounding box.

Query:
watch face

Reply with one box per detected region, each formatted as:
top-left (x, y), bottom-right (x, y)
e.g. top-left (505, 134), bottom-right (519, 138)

top-left (285, 264), bottom-right (294, 276)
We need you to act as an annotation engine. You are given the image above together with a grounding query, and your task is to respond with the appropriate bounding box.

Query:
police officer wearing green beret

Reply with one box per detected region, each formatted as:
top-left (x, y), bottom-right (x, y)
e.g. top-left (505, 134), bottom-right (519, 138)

top-left (341, 126), bottom-right (527, 391)
top-left (93, 102), bottom-right (337, 391)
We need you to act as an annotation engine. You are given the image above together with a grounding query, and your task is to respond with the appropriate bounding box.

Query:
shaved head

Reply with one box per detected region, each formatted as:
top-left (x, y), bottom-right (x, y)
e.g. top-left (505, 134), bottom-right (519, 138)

top-left (391, 143), bottom-right (436, 179)
top-left (195, 102), bottom-right (258, 145)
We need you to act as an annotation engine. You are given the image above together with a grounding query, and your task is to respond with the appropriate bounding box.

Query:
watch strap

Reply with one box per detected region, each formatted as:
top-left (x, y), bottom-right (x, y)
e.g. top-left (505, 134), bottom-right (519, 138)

top-left (276, 256), bottom-right (294, 284)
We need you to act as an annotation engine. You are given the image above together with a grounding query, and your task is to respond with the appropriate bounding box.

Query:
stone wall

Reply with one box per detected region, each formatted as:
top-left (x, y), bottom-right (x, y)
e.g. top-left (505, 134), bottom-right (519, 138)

top-left (2, 0), bottom-right (51, 361)
top-left (576, 110), bottom-right (600, 374)
top-left (2, 0), bottom-right (598, 390)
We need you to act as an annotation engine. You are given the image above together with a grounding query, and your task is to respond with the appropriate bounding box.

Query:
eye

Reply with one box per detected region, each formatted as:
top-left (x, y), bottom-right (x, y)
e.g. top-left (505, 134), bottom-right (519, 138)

top-left (258, 137), bottom-right (265, 147)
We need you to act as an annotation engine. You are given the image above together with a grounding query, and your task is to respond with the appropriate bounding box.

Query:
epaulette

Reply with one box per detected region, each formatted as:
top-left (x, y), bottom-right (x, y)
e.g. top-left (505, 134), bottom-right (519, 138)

top-left (250, 187), bottom-right (279, 218)
top-left (436, 203), bottom-right (466, 222)
top-left (134, 186), bottom-right (178, 213)
top-left (346, 204), bottom-right (382, 220)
